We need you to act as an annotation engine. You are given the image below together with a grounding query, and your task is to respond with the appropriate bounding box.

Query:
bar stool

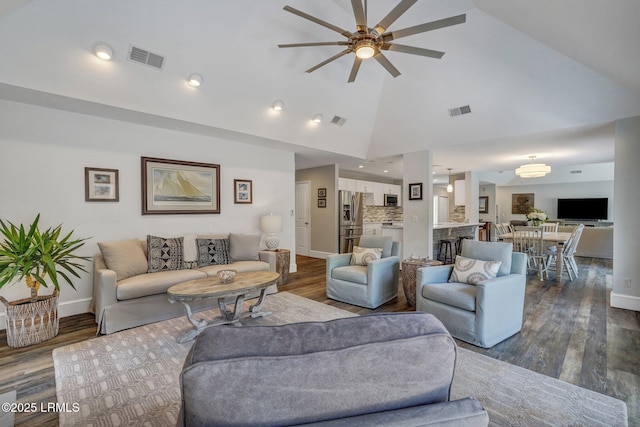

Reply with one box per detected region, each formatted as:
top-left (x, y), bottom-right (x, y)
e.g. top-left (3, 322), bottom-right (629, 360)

top-left (456, 236), bottom-right (474, 255)
top-left (438, 239), bottom-right (455, 264)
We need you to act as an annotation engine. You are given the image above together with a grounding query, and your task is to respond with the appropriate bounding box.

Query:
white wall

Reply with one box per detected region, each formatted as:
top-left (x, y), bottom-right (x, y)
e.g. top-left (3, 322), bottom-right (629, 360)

top-left (0, 100), bottom-right (296, 326)
top-left (496, 181), bottom-right (614, 223)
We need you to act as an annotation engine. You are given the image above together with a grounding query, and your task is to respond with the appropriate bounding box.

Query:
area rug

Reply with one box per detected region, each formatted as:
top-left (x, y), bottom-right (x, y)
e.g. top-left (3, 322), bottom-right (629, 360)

top-left (53, 292), bottom-right (627, 426)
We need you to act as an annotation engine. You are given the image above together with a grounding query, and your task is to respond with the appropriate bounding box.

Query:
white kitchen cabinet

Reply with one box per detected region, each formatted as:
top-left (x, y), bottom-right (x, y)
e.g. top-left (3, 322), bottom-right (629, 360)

top-left (454, 180), bottom-right (465, 206)
top-left (356, 180), bottom-right (374, 193)
top-left (338, 178), bottom-right (357, 192)
top-left (373, 182), bottom-right (386, 206)
top-left (363, 223), bottom-right (382, 236)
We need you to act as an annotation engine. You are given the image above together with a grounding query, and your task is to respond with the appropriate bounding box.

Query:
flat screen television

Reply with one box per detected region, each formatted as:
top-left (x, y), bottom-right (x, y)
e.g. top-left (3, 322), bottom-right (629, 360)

top-left (557, 198), bottom-right (608, 220)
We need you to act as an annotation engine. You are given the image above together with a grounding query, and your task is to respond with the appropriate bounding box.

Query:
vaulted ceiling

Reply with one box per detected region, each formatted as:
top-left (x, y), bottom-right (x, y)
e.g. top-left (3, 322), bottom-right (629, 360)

top-left (1, 0), bottom-right (639, 183)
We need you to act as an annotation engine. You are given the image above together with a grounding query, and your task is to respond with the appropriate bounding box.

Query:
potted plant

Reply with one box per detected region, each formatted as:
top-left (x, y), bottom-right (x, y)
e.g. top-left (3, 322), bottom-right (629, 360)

top-left (0, 214), bottom-right (89, 347)
top-left (526, 208), bottom-right (548, 227)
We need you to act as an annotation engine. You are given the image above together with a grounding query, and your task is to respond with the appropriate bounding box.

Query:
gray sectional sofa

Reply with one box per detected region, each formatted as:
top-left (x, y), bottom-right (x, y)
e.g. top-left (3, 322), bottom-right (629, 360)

top-left (178, 312), bottom-right (489, 427)
top-left (90, 233), bottom-right (277, 334)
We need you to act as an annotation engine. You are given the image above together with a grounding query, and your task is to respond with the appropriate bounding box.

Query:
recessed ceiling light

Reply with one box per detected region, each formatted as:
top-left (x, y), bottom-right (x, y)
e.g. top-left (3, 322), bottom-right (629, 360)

top-left (187, 73), bottom-right (203, 87)
top-left (358, 165), bottom-right (364, 168)
top-left (272, 100), bottom-right (284, 111)
top-left (312, 114), bottom-right (323, 123)
top-left (383, 170), bottom-right (389, 173)
top-left (92, 42), bottom-right (114, 61)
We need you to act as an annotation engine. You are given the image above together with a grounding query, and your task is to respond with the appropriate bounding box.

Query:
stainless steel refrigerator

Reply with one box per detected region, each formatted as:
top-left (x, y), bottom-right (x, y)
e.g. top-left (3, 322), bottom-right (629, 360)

top-left (339, 191), bottom-right (364, 253)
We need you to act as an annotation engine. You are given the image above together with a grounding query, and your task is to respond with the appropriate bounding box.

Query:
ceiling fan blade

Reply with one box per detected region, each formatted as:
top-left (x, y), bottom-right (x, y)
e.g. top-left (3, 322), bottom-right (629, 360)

top-left (305, 49), bottom-right (352, 73)
top-left (283, 6), bottom-right (353, 38)
top-left (348, 57), bottom-right (363, 83)
top-left (383, 14), bottom-right (466, 41)
top-left (381, 43), bottom-right (445, 59)
top-left (279, 41), bottom-right (349, 48)
top-left (372, 0), bottom-right (418, 35)
top-left (351, 0), bottom-right (367, 32)
top-left (374, 52), bottom-right (401, 78)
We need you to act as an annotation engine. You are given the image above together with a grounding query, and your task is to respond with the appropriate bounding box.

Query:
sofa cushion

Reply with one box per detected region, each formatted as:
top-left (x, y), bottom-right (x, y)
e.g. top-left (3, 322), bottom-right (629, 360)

top-left (197, 260), bottom-right (270, 276)
top-left (98, 239), bottom-right (148, 281)
top-left (331, 265), bottom-right (368, 285)
top-left (449, 256), bottom-right (501, 285)
top-left (350, 246), bottom-right (382, 266)
top-left (116, 269), bottom-right (206, 300)
top-left (423, 282), bottom-right (477, 312)
top-left (229, 233), bottom-right (260, 261)
top-left (196, 238), bottom-right (231, 267)
top-left (147, 235), bottom-right (184, 273)
top-left (359, 236), bottom-right (393, 258)
top-left (184, 233), bottom-right (230, 262)
top-left (461, 240), bottom-right (512, 276)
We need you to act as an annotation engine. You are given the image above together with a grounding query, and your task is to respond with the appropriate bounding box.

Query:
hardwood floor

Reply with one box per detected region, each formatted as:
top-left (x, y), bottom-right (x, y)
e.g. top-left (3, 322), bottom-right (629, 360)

top-left (1, 254), bottom-right (638, 425)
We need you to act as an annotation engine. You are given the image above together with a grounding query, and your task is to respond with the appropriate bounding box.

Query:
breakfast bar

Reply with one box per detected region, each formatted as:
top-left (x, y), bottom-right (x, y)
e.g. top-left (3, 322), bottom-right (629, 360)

top-left (432, 222), bottom-right (483, 260)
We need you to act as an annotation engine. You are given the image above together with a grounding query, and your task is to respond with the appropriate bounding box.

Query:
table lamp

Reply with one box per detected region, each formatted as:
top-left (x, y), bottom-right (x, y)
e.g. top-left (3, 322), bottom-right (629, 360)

top-left (260, 214), bottom-right (282, 250)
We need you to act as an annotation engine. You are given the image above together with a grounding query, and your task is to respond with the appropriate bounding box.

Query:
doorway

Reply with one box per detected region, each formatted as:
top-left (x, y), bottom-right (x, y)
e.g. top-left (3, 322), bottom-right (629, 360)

top-left (295, 181), bottom-right (310, 256)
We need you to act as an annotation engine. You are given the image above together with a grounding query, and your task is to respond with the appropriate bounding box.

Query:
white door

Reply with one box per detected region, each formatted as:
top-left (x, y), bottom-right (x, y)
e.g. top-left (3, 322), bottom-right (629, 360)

top-left (295, 181), bottom-right (311, 256)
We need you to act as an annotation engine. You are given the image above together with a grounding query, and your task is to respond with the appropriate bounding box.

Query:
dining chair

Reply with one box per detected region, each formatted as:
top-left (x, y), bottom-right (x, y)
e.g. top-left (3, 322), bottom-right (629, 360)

top-left (548, 224), bottom-right (585, 280)
top-left (542, 222), bottom-right (559, 232)
top-left (495, 223), bottom-right (512, 240)
top-left (511, 227), bottom-right (549, 279)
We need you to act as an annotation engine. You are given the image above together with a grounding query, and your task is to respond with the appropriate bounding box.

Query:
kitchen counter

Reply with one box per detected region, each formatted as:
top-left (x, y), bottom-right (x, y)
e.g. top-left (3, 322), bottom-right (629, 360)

top-left (433, 222), bottom-right (483, 230)
top-left (381, 224), bottom-right (403, 229)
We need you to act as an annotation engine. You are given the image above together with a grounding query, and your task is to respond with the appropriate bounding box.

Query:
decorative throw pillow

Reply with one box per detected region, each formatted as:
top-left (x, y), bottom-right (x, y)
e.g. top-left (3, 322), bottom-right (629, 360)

top-left (98, 239), bottom-right (148, 281)
top-left (197, 238), bottom-right (231, 267)
top-left (147, 235), bottom-right (184, 272)
top-left (449, 256), bottom-right (502, 285)
top-left (229, 233), bottom-right (260, 261)
top-left (350, 246), bottom-right (383, 266)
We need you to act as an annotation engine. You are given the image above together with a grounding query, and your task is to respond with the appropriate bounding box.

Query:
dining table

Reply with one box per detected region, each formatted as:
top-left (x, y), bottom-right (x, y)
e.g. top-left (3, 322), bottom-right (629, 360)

top-left (498, 231), bottom-right (573, 283)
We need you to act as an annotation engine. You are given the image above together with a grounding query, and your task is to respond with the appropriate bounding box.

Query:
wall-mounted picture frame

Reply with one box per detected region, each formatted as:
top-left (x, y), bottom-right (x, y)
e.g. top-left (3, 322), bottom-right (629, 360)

top-left (85, 167), bottom-right (119, 202)
top-left (408, 183), bottom-right (423, 200)
top-left (318, 188), bottom-right (326, 198)
top-left (512, 193), bottom-right (534, 214)
top-left (234, 179), bottom-right (253, 204)
top-left (141, 157), bottom-right (220, 215)
top-left (479, 196), bottom-right (489, 213)
top-left (317, 198), bottom-right (326, 208)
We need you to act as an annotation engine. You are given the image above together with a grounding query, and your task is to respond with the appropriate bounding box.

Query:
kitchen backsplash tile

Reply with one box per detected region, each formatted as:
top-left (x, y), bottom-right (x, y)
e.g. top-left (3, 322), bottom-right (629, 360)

top-left (364, 206), bottom-right (403, 223)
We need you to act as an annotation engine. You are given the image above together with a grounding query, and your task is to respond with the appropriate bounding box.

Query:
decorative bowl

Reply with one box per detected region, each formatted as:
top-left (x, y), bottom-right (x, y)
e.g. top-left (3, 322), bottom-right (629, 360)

top-left (217, 269), bottom-right (237, 284)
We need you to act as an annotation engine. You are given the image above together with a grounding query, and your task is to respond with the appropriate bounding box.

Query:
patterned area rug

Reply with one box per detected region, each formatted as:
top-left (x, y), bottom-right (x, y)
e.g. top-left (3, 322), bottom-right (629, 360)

top-left (53, 292), bottom-right (627, 426)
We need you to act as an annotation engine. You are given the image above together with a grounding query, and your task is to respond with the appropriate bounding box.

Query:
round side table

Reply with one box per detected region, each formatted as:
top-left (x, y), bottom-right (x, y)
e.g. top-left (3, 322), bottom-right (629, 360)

top-left (402, 258), bottom-right (444, 307)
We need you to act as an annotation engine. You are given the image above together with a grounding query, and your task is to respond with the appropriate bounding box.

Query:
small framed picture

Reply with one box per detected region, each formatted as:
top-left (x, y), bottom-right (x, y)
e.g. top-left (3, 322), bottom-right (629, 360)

top-left (317, 199), bottom-right (326, 208)
top-left (85, 167), bottom-right (119, 202)
top-left (408, 183), bottom-right (422, 201)
top-left (234, 179), bottom-right (253, 204)
top-left (318, 188), bottom-right (327, 198)
top-left (479, 196), bottom-right (489, 213)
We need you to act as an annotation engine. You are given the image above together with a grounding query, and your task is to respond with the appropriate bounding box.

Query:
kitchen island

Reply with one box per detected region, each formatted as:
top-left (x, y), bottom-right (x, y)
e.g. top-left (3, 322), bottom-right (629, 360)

top-left (432, 222), bottom-right (482, 260)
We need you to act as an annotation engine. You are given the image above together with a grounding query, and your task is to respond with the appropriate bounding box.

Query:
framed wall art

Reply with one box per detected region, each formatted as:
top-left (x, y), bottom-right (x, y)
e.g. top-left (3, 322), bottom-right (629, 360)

top-left (85, 167), bottom-right (119, 202)
top-left (234, 179), bottom-right (253, 204)
top-left (317, 198), bottom-right (326, 208)
top-left (408, 183), bottom-right (423, 200)
top-left (479, 196), bottom-right (489, 214)
top-left (141, 157), bottom-right (220, 214)
top-left (512, 193), bottom-right (534, 214)
top-left (317, 188), bottom-right (326, 198)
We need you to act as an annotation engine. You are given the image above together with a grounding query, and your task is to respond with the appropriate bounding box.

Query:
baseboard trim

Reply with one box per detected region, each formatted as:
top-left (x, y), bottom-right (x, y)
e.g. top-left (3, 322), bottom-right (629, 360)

top-left (309, 250), bottom-right (333, 259)
top-left (0, 297), bottom-right (92, 331)
top-left (610, 292), bottom-right (640, 312)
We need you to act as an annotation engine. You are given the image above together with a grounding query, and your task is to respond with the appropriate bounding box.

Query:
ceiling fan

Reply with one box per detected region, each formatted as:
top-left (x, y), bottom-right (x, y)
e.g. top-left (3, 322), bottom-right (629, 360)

top-left (278, 0), bottom-right (466, 83)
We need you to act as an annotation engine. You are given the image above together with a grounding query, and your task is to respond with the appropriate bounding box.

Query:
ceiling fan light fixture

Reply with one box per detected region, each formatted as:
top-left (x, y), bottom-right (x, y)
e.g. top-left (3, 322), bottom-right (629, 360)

top-left (187, 73), bottom-right (203, 88)
top-left (355, 45), bottom-right (375, 59)
top-left (516, 156), bottom-right (551, 178)
top-left (92, 42), bottom-right (113, 61)
top-left (272, 100), bottom-right (284, 111)
top-left (312, 114), bottom-right (323, 123)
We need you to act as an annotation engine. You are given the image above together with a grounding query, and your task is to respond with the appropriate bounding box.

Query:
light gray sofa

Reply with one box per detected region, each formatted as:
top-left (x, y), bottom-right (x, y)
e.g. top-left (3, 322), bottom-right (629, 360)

top-left (178, 312), bottom-right (489, 427)
top-left (417, 240), bottom-right (527, 348)
top-left (558, 225), bottom-right (613, 259)
top-left (90, 233), bottom-right (277, 334)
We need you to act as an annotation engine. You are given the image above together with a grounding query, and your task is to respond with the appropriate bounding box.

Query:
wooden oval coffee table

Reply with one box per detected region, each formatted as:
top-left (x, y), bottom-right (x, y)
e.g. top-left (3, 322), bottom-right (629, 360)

top-left (168, 271), bottom-right (280, 343)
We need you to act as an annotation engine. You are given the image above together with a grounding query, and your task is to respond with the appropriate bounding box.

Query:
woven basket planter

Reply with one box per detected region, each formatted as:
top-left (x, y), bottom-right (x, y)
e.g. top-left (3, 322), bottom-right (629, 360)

top-left (1, 289), bottom-right (59, 348)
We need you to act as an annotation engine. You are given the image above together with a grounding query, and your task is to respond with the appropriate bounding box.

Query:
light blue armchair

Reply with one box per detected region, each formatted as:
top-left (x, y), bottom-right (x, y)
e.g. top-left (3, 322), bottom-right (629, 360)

top-left (326, 236), bottom-right (401, 309)
top-left (416, 240), bottom-right (527, 348)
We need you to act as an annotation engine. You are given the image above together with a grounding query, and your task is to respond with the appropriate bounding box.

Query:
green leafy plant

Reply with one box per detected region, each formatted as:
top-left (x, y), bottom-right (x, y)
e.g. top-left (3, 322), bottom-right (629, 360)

top-left (0, 214), bottom-right (90, 303)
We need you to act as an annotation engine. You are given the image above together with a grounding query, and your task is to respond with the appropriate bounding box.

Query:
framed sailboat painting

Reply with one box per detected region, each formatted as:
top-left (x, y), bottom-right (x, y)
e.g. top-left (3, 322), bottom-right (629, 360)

top-left (141, 157), bottom-right (220, 214)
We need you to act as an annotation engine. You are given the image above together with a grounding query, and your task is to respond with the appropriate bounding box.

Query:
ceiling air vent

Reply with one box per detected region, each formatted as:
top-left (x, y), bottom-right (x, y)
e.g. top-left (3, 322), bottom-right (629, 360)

top-left (448, 105), bottom-right (471, 117)
top-left (128, 45), bottom-right (165, 70)
top-left (570, 170), bottom-right (582, 174)
top-left (330, 115), bottom-right (347, 126)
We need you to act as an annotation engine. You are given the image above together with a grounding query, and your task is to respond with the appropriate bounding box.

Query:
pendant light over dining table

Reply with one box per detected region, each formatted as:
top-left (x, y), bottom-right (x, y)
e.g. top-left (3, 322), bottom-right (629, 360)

top-left (446, 168), bottom-right (453, 193)
top-left (516, 156), bottom-right (551, 178)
